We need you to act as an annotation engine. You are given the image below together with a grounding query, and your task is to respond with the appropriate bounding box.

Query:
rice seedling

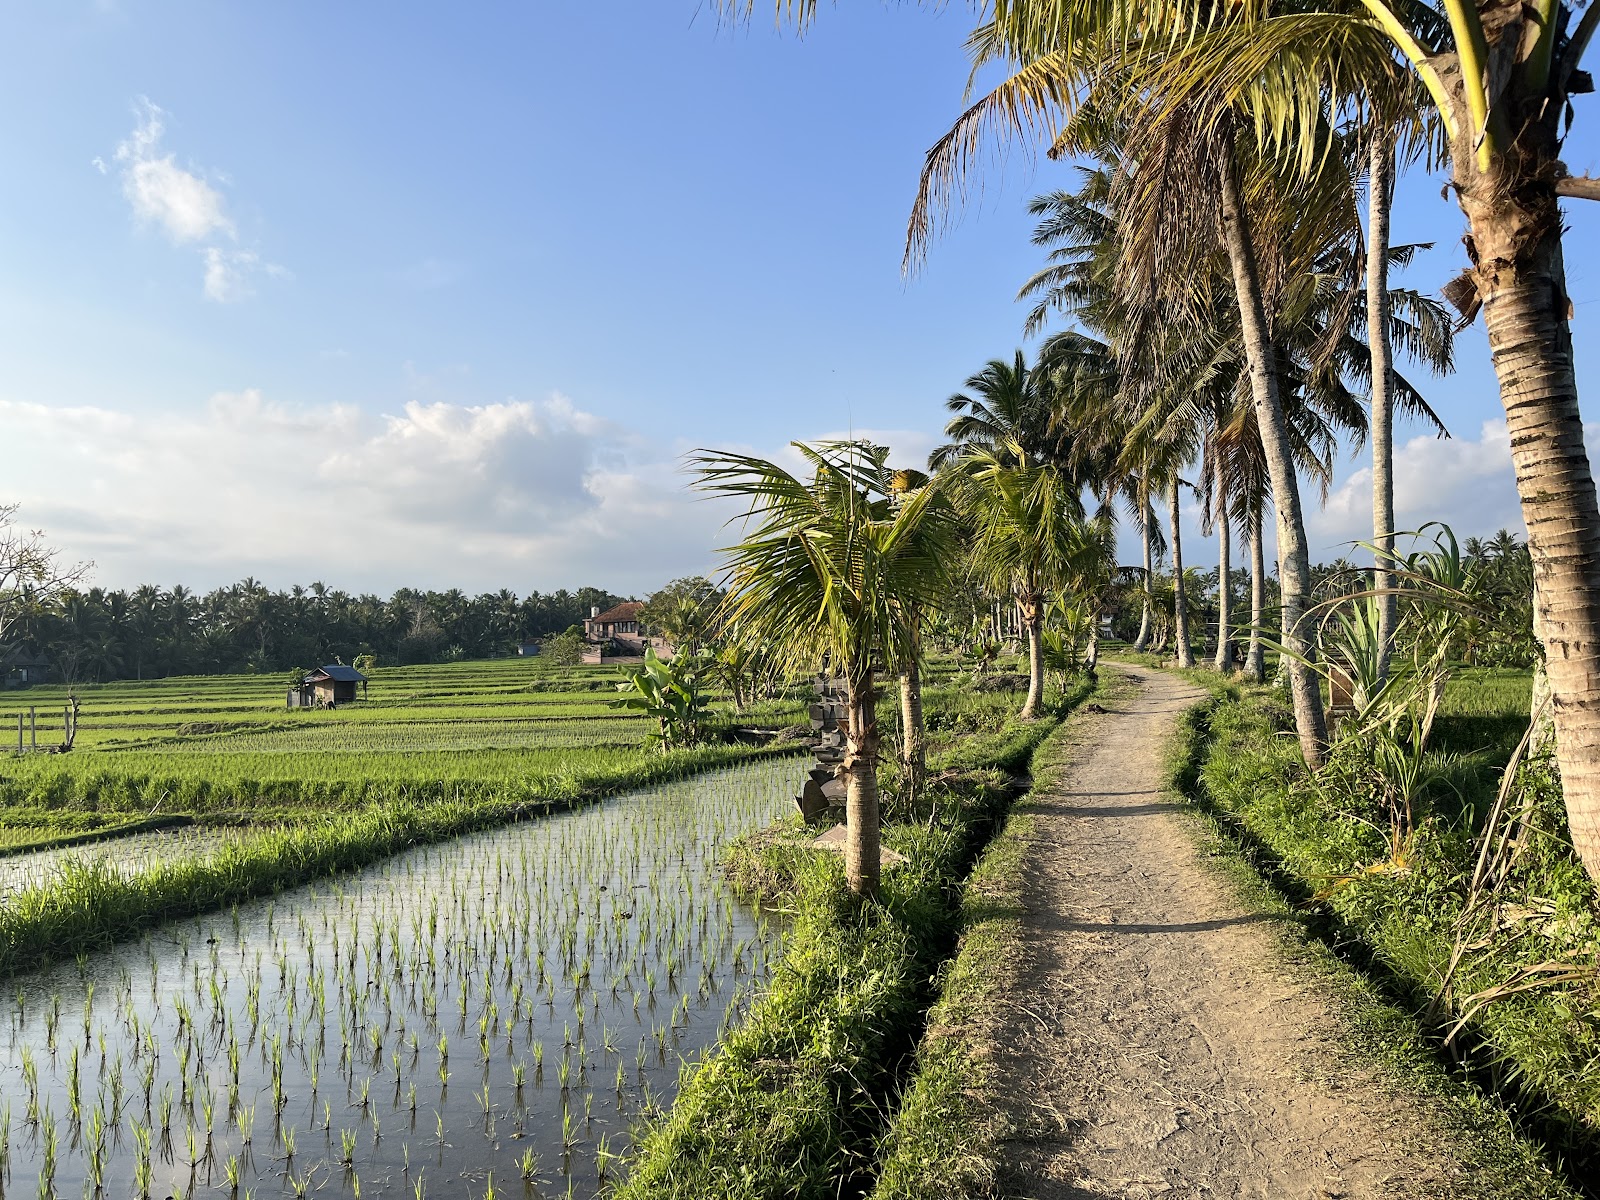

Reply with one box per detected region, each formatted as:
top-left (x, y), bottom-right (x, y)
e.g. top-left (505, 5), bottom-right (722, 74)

top-left (0, 757), bottom-right (790, 1195)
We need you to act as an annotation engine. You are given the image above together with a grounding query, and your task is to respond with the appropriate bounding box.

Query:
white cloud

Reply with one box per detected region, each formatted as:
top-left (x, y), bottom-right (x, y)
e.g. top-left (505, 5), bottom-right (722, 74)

top-left (1309, 419), bottom-right (1538, 555)
top-left (108, 98), bottom-right (283, 303)
top-left (203, 248), bottom-right (255, 302)
top-left (0, 391), bottom-right (735, 594)
top-left (114, 99), bottom-right (233, 243)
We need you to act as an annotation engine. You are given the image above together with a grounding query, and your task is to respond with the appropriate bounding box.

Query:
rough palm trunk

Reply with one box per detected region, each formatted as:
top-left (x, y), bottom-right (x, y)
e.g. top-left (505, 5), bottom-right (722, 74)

top-left (1413, 52), bottom-right (1600, 876)
top-left (1456, 196), bottom-right (1600, 875)
top-left (1170, 479), bottom-right (1195, 669)
top-left (899, 658), bottom-right (924, 800)
top-left (1368, 130), bottom-right (1398, 683)
top-left (1134, 479), bottom-right (1153, 650)
top-left (1020, 593), bottom-right (1045, 720)
top-left (1085, 618), bottom-right (1100, 673)
top-left (1247, 505), bottom-right (1267, 683)
top-left (844, 669), bottom-right (881, 898)
top-left (1214, 491), bottom-right (1233, 672)
top-left (1218, 143), bottom-right (1328, 763)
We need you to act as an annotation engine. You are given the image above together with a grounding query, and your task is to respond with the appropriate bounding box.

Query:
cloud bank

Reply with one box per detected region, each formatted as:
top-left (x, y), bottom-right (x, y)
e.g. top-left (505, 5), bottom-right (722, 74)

top-left (0, 392), bottom-right (733, 595)
top-left (1309, 419), bottom-right (1543, 556)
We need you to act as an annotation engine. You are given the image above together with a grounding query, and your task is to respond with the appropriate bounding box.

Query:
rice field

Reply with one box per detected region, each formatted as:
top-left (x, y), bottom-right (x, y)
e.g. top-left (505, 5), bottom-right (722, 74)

top-left (0, 659), bottom-right (761, 817)
top-left (0, 757), bottom-right (793, 1198)
top-left (0, 827), bottom-right (256, 899)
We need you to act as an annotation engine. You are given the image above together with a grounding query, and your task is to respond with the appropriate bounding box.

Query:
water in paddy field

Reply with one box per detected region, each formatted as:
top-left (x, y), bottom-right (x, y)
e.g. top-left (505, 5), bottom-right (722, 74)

top-left (0, 829), bottom-right (253, 898)
top-left (0, 757), bottom-right (798, 1198)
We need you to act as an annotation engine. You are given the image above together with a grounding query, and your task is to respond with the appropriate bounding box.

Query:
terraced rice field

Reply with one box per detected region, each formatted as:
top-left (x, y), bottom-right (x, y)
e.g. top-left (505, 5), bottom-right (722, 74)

top-left (0, 659), bottom-right (759, 815)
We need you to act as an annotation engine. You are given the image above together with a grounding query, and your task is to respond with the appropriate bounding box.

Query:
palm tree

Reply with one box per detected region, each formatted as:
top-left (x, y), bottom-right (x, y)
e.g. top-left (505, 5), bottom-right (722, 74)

top-left (736, 0), bottom-right (1600, 881)
top-left (1062, 512), bottom-right (1122, 671)
top-left (958, 448), bottom-right (1084, 719)
top-left (928, 351), bottom-right (1062, 470)
top-left (888, 467), bottom-right (935, 800)
top-left (692, 441), bottom-right (958, 898)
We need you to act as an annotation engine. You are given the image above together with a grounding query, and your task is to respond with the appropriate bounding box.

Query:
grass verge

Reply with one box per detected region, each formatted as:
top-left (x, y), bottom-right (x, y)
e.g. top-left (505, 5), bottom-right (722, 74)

top-left (613, 679), bottom-right (1094, 1199)
top-left (1176, 686), bottom-right (1596, 1199)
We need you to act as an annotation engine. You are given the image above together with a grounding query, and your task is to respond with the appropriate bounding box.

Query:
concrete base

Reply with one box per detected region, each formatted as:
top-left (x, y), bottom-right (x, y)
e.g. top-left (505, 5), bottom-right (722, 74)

top-left (809, 823), bottom-right (908, 868)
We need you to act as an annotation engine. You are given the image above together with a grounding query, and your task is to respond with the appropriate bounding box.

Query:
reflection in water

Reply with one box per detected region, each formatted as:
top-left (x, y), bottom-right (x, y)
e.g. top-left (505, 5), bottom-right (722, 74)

top-left (0, 757), bottom-right (795, 1198)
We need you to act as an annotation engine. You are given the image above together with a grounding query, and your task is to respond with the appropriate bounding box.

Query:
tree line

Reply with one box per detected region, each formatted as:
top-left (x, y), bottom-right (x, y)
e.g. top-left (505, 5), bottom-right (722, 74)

top-left (2, 576), bottom-right (630, 682)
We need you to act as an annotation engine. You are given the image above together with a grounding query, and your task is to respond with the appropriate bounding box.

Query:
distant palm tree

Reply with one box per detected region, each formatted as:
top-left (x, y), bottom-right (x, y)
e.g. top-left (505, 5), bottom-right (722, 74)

top-left (929, 351), bottom-right (1063, 471)
top-left (958, 448), bottom-right (1083, 718)
top-left (692, 441), bottom-right (959, 898)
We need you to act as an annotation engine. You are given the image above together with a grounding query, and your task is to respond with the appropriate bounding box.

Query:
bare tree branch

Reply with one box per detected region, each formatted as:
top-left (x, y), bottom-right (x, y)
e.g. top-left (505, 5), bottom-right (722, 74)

top-left (0, 504), bottom-right (91, 648)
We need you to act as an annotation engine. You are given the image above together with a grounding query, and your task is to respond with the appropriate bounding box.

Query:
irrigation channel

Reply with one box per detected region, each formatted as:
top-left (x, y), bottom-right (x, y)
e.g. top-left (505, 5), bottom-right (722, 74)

top-left (0, 757), bottom-right (795, 1198)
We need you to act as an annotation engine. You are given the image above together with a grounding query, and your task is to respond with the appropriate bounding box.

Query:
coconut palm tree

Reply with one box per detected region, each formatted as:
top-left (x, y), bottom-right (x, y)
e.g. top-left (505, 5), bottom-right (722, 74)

top-left (734, 0), bottom-right (1600, 881)
top-left (928, 351), bottom-right (1064, 470)
top-left (994, 0), bottom-right (1600, 874)
top-left (692, 440), bottom-right (959, 898)
top-left (957, 448), bottom-right (1084, 718)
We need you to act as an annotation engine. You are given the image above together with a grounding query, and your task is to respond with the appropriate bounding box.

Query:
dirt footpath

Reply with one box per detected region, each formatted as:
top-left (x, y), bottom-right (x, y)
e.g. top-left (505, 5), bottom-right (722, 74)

top-left (993, 664), bottom-right (1461, 1200)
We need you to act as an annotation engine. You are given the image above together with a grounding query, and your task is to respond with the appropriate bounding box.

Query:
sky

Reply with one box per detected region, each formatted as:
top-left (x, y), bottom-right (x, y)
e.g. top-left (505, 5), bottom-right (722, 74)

top-left (2, 2), bottom-right (1598, 597)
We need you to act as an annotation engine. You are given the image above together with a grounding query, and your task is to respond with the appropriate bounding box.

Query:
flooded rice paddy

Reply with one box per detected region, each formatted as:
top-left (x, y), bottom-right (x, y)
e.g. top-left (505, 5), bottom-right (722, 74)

top-left (0, 757), bottom-right (795, 1198)
top-left (0, 828), bottom-right (251, 899)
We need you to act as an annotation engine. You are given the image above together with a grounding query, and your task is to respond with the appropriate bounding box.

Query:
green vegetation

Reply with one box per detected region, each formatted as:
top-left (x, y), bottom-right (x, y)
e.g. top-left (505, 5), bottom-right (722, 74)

top-left (865, 736), bottom-right (1065, 1200)
top-left (617, 674), bottom-right (1093, 1198)
top-left (0, 657), bottom-right (790, 821)
top-left (0, 758), bottom-right (793, 1196)
top-left (1186, 672), bottom-right (1600, 1173)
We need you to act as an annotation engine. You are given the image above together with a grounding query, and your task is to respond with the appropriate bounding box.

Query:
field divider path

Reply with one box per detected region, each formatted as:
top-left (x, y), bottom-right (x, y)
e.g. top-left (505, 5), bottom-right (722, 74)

top-left (996, 664), bottom-right (1463, 1200)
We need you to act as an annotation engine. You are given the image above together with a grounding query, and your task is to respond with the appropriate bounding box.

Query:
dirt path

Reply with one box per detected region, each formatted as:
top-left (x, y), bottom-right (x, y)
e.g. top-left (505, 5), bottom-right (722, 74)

top-left (993, 664), bottom-right (1460, 1200)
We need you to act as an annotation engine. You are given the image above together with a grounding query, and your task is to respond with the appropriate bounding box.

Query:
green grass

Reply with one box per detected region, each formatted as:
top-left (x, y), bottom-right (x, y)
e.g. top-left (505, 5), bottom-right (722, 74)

top-left (616, 675), bottom-right (1095, 1199)
top-left (0, 657), bottom-right (798, 819)
top-left (0, 656), bottom-right (812, 972)
top-left (1184, 675), bottom-right (1600, 1189)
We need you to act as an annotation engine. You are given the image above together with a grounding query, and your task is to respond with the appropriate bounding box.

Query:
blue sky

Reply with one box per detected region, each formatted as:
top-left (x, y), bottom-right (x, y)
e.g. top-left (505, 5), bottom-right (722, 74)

top-left (2, 2), bottom-right (1597, 595)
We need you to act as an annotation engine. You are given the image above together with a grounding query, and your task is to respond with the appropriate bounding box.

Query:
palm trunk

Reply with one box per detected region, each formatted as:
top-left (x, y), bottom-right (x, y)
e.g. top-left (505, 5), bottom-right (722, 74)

top-left (1170, 479), bottom-right (1195, 669)
top-left (1368, 130), bottom-right (1398, 684)
top-left (1020, 595), bottom-right (1045, 720)
top-left (899, 658), bottom-right (924, 800)
top-left (1134, 479), bottom-right (1153, 650)
top-left (1214, 491), bottom-right (1233, 672)
top-left (1450, 159), bottom-right (1600, 879)
top-left (1085, 619), bottom-right (1100, 673)
top-left (844, 669), bottom-right (881, 898)
top-left (1247, 505), bottom-right (1267, 684)
top-left (1218, 142), bottom-right (1327, 763)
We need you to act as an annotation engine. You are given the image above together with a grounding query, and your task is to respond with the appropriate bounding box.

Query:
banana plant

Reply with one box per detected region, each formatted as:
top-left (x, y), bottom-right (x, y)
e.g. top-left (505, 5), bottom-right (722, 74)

top-left (609, 647), bottom-right (710, 750)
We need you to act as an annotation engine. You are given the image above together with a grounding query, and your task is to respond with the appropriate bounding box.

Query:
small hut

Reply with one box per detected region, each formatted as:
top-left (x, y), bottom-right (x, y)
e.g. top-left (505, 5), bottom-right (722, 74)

top-left (288, 664), bottom-right (368, 708)
top-left (2, 648), bottom-right (51, 690)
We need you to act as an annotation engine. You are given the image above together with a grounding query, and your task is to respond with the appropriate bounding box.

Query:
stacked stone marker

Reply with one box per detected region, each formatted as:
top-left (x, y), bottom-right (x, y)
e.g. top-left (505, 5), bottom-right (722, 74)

top-left (796, 670), bottom-right (849, 821)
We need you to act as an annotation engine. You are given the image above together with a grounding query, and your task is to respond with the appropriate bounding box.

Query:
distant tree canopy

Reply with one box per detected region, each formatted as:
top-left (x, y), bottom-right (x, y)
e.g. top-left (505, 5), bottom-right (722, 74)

top-left (11, 581), bottom-right (632, 683)
top-left (639, 577), bottom-right (725, 652)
